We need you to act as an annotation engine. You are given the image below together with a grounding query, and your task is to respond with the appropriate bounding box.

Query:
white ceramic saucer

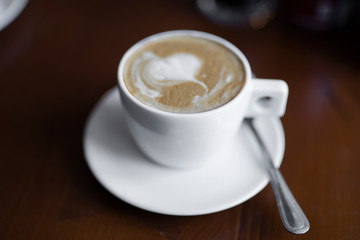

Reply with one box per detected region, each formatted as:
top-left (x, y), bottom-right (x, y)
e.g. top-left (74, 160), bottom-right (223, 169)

top-left (83, 88), bottom-right (285, 216)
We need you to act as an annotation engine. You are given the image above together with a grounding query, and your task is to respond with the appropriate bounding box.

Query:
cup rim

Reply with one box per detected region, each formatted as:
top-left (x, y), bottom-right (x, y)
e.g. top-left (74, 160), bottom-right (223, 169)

top-left (117, 30), bottom-right (252, 117)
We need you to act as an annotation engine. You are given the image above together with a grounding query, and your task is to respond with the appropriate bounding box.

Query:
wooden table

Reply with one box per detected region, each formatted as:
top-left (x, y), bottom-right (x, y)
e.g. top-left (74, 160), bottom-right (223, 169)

top-left (1, 0), bottom-right (359, 239)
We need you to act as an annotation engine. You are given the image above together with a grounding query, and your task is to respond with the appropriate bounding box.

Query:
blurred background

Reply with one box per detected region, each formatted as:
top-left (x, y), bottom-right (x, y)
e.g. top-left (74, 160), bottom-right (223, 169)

top-left (1, 0), bottom-right (359, 239)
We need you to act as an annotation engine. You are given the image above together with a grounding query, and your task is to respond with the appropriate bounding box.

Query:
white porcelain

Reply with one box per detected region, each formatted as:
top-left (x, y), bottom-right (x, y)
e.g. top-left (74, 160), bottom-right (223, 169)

top-left (117, 30), bottom-right (288, 169)
top-left (83, 88), bottom-right (285, 216)
top-left (0, 0), bottom-right (28, 31)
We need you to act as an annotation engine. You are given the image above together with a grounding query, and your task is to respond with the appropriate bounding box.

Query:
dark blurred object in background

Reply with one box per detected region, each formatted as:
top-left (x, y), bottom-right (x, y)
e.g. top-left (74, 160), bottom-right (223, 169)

top-left (197, 0), bottom-right (279, 29)
top-left (197, 0), bottom-right (360, 32)
top-left (278, 0), bottom-right (360, 31)
top-left (278, 0), bottom-right (360, 59)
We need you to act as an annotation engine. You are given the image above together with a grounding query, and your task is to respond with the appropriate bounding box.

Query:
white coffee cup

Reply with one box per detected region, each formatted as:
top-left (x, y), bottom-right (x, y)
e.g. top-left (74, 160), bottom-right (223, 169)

top-left (117, 30), bottom-right (288, 169)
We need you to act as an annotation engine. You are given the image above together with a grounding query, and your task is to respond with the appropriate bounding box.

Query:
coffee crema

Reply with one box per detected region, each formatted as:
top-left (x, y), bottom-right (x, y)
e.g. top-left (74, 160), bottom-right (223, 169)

top-left (123, 36), bottom-right (245, 113)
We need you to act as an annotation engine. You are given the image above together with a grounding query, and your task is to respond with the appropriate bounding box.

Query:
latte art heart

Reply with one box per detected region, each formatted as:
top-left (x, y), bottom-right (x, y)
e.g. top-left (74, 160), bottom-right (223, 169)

top-left (124, 36), bottom-right (245, 113)
top-left (133, 52), bottom-right (208, 99)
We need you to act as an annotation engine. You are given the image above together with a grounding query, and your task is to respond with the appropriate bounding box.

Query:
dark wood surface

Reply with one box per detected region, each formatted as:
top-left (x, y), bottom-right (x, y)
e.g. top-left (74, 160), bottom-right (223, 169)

top-left (1, 0), bottom-right (359, 239)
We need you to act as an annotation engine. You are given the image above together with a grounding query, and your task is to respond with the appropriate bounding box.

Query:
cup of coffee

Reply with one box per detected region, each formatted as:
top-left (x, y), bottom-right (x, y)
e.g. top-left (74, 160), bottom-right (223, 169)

top-left (117, 30), bottom-right (288, 169)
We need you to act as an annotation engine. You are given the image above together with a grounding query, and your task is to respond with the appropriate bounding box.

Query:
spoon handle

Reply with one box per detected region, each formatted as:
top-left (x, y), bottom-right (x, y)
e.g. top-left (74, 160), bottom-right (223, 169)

top-left (247, 119), bottom-right (310, 234)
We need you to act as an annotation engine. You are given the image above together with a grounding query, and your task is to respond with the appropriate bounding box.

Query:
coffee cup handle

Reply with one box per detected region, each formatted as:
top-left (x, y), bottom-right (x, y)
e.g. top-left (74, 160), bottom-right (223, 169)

top-left (245, 78), bottom-right (289, 117)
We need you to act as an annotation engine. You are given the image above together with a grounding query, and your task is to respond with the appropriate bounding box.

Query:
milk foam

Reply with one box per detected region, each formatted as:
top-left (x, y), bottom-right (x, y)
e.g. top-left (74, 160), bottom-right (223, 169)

top-left (192, 66), bottom-right (233, 105)
top-left (124, 36), bottom-right (245, 113)
top-left (131, 51), bottom-right (235, 108)
top-left (132, 52), bottom-right (208, 100)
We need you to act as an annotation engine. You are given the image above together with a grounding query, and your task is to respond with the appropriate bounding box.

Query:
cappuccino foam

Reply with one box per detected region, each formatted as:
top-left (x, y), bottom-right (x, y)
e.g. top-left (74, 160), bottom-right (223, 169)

top-left (123, 36), bottom-right (245, 113)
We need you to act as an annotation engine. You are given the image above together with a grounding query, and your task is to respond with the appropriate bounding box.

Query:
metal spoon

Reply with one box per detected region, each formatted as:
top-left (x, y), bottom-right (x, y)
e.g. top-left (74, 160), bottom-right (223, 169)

top-left (246, 118), bottom-right (310, 234)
